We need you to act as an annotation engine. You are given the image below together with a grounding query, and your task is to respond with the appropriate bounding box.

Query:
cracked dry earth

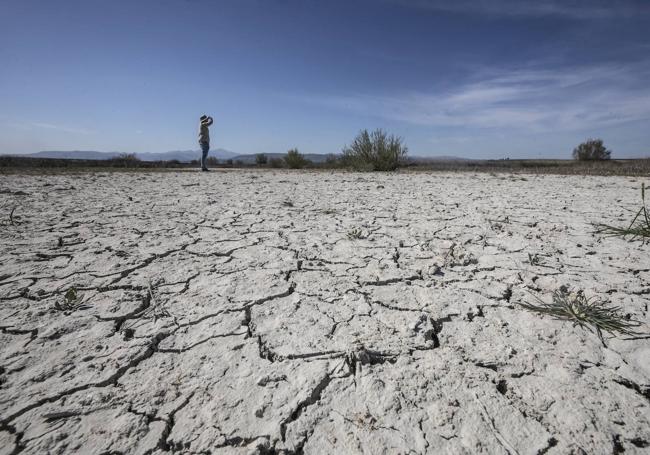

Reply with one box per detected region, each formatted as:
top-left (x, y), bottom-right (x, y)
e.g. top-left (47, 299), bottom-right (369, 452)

top-left (1, 170), bottom-right (649, 455)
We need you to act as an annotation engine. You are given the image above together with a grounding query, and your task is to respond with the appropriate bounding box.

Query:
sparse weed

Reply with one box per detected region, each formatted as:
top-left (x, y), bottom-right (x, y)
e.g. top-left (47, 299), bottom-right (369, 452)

top-left (443, 242), bottom-right (478, 267)
top-left (64, 288), bottom-right (77, 304)
top-left (347, 228), bottom-right (366, 240)
top-left (527, 252), bottom-right (541, 265)
top-left (487, 216), bottom-right (510, 232)
top-left (54, 287), bottom-right (88, 312)
top-left (121, 281), bottom-right (177, 335)
top-left (2, 204), bottom-right (21, 226)
top-left (145, 281), bottom-right (178, 326)
top-left (595, 184), bottom-right (650, 242)
top-left (519, 288), bottom-right (643, 344)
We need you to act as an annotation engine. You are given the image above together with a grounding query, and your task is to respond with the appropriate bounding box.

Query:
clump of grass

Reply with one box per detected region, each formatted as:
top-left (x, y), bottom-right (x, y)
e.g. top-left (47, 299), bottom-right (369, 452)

top-left (54, 287), bottom-right (88, 312)
top-left (595, 183), bottom-right (650, 242)
top-left (443, 242), bottom-right (477, 267)
top-left (9, 205), bottom-right (17, 225)
top-left (519, 288), bottom-right (643, 345)
top-left (347, 228), bottom-right (366, 240)
top-left (527, 252), bottom-right (541, 265)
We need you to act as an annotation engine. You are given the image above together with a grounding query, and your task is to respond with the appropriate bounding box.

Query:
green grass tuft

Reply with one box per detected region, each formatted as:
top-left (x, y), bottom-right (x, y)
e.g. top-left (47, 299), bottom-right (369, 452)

top-left (595, 183), bottom-right (650, 241)
top-left (519, 288), bottom-right (643, 344)
top-left (347, 228), bottom-right (366, 240)
top-left (54, 287), bottom-right (88, 312)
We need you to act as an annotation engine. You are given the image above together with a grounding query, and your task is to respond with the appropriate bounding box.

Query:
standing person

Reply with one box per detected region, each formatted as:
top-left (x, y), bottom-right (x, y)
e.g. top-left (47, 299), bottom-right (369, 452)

top-left (198, 114), bottom-right (213, 171)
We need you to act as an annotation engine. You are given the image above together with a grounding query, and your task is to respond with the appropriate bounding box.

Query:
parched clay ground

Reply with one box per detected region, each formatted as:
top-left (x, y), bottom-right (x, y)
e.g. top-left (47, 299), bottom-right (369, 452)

top-left (1, 170), bottom-right (649, 454)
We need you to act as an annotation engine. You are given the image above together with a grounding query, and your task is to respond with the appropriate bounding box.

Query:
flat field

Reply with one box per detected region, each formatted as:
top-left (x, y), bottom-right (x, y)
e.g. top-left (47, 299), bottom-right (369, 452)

top-left (1, 170), bottom-right (649, 454)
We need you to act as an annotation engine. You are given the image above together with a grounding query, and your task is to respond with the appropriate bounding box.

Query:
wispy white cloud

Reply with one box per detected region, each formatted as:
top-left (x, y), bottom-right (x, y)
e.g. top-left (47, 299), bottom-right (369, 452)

top-left (297, 62), bottom-right (650, 133)
top-left (392, 0), bottom-right (650, 19)
top-left (7, 121), bottom-right (95, 135)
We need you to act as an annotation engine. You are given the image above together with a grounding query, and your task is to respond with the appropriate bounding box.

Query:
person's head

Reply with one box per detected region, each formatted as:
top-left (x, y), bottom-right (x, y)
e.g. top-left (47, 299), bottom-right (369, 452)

top-left (200, 114), bottom-right (213, 126)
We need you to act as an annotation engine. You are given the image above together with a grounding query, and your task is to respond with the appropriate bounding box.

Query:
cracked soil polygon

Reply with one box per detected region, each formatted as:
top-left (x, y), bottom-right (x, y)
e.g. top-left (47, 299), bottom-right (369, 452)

top-left (1, 170), bottom-right (649, 454)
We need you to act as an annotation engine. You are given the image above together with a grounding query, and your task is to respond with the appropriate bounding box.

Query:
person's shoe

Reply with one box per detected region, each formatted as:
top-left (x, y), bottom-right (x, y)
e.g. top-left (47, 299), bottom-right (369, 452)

top-left (201, 168), bottom-right (210, 172)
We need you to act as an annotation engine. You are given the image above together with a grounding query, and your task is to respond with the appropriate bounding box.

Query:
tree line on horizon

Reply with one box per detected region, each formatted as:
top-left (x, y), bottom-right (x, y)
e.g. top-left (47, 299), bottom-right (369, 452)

top-left (2, 131), bottom-right (641, 173)
top-left (246, 135), bottom-right (617, 169)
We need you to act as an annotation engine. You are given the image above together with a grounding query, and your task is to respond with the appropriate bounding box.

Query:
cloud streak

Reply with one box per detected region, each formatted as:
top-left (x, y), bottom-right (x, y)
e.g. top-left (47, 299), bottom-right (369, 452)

top-left (298, 62), bottom-right (650, 134)
top-left (392, 0), bottom-right (650, 19)
top-left (7, 121), bottom-right (95, 135)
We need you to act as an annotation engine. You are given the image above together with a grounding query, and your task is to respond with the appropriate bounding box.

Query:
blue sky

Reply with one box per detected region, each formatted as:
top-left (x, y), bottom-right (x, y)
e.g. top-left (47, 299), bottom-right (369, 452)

top-left (1, 0), bottom-right (649, 158)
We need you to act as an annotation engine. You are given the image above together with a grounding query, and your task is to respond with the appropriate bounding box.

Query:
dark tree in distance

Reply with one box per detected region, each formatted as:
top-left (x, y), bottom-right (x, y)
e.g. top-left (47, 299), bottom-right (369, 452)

top-left (255, 153), bottom-right (268, 165)
top-left (111, 152), bottom-right (140, 168)
top-left (284, 148), bottom-right (309, 169)
top-left (572, 139), bottom-right (612, 161)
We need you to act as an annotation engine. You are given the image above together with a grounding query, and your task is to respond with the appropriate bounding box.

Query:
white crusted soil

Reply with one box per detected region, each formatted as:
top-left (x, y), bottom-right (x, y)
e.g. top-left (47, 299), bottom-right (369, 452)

top-left (1, 170), bottom-right (649, 454)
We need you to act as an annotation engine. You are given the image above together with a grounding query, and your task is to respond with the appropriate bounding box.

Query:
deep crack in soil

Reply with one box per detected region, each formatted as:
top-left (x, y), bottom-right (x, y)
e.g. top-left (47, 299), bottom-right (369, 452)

top-left (1, 170), bottom-right (649, 453)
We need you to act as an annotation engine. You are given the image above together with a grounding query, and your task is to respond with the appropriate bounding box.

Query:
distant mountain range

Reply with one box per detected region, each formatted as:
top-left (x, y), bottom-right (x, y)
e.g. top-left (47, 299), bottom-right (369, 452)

top-left (138, 149), bottom-right (240, 161)
top-left (2, 150), bottom-right (338, 163)
top-left (7, 149), bottom-right (238, 161)
top-left (2, 150), bottom-right (468, 163)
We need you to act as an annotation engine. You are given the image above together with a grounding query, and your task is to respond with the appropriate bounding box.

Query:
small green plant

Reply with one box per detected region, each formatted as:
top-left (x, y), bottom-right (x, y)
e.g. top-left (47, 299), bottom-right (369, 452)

top-left (518, 288), bottom-right (643, 344)
top-left (65, 288), bottom-right (77, 302)
top-left (595, 184), bottom-right (650, 241)
top-left (54, 287), bottom-right (86, 312)
top-left (347, 228), bottom-right (366, 239)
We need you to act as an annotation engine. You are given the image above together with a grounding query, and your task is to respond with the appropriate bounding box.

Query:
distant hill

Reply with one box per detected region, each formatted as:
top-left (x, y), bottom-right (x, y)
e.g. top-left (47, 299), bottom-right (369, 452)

top-left (2, 150), bottom-right (469, 164)
top-left (139, 149), bottom-right (238, 161)
top-left (5, 149), bottom-right (238, 162)
top-left (21, 150), bottom-right (121, 160)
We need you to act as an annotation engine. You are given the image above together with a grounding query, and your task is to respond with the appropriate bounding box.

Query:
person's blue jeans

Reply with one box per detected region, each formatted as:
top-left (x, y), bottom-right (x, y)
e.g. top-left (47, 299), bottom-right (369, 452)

top-left (200, 142), bottom-right (209, 169)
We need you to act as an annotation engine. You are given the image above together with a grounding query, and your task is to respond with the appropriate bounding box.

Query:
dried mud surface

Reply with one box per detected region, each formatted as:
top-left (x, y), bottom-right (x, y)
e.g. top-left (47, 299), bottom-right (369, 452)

top-left (1, 170), bottom-right (649, 454)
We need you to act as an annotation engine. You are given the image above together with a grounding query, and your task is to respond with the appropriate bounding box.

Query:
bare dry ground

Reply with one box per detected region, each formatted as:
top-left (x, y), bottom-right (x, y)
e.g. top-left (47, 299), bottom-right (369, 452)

top-left (1, 170), bottom-right (649, 454)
